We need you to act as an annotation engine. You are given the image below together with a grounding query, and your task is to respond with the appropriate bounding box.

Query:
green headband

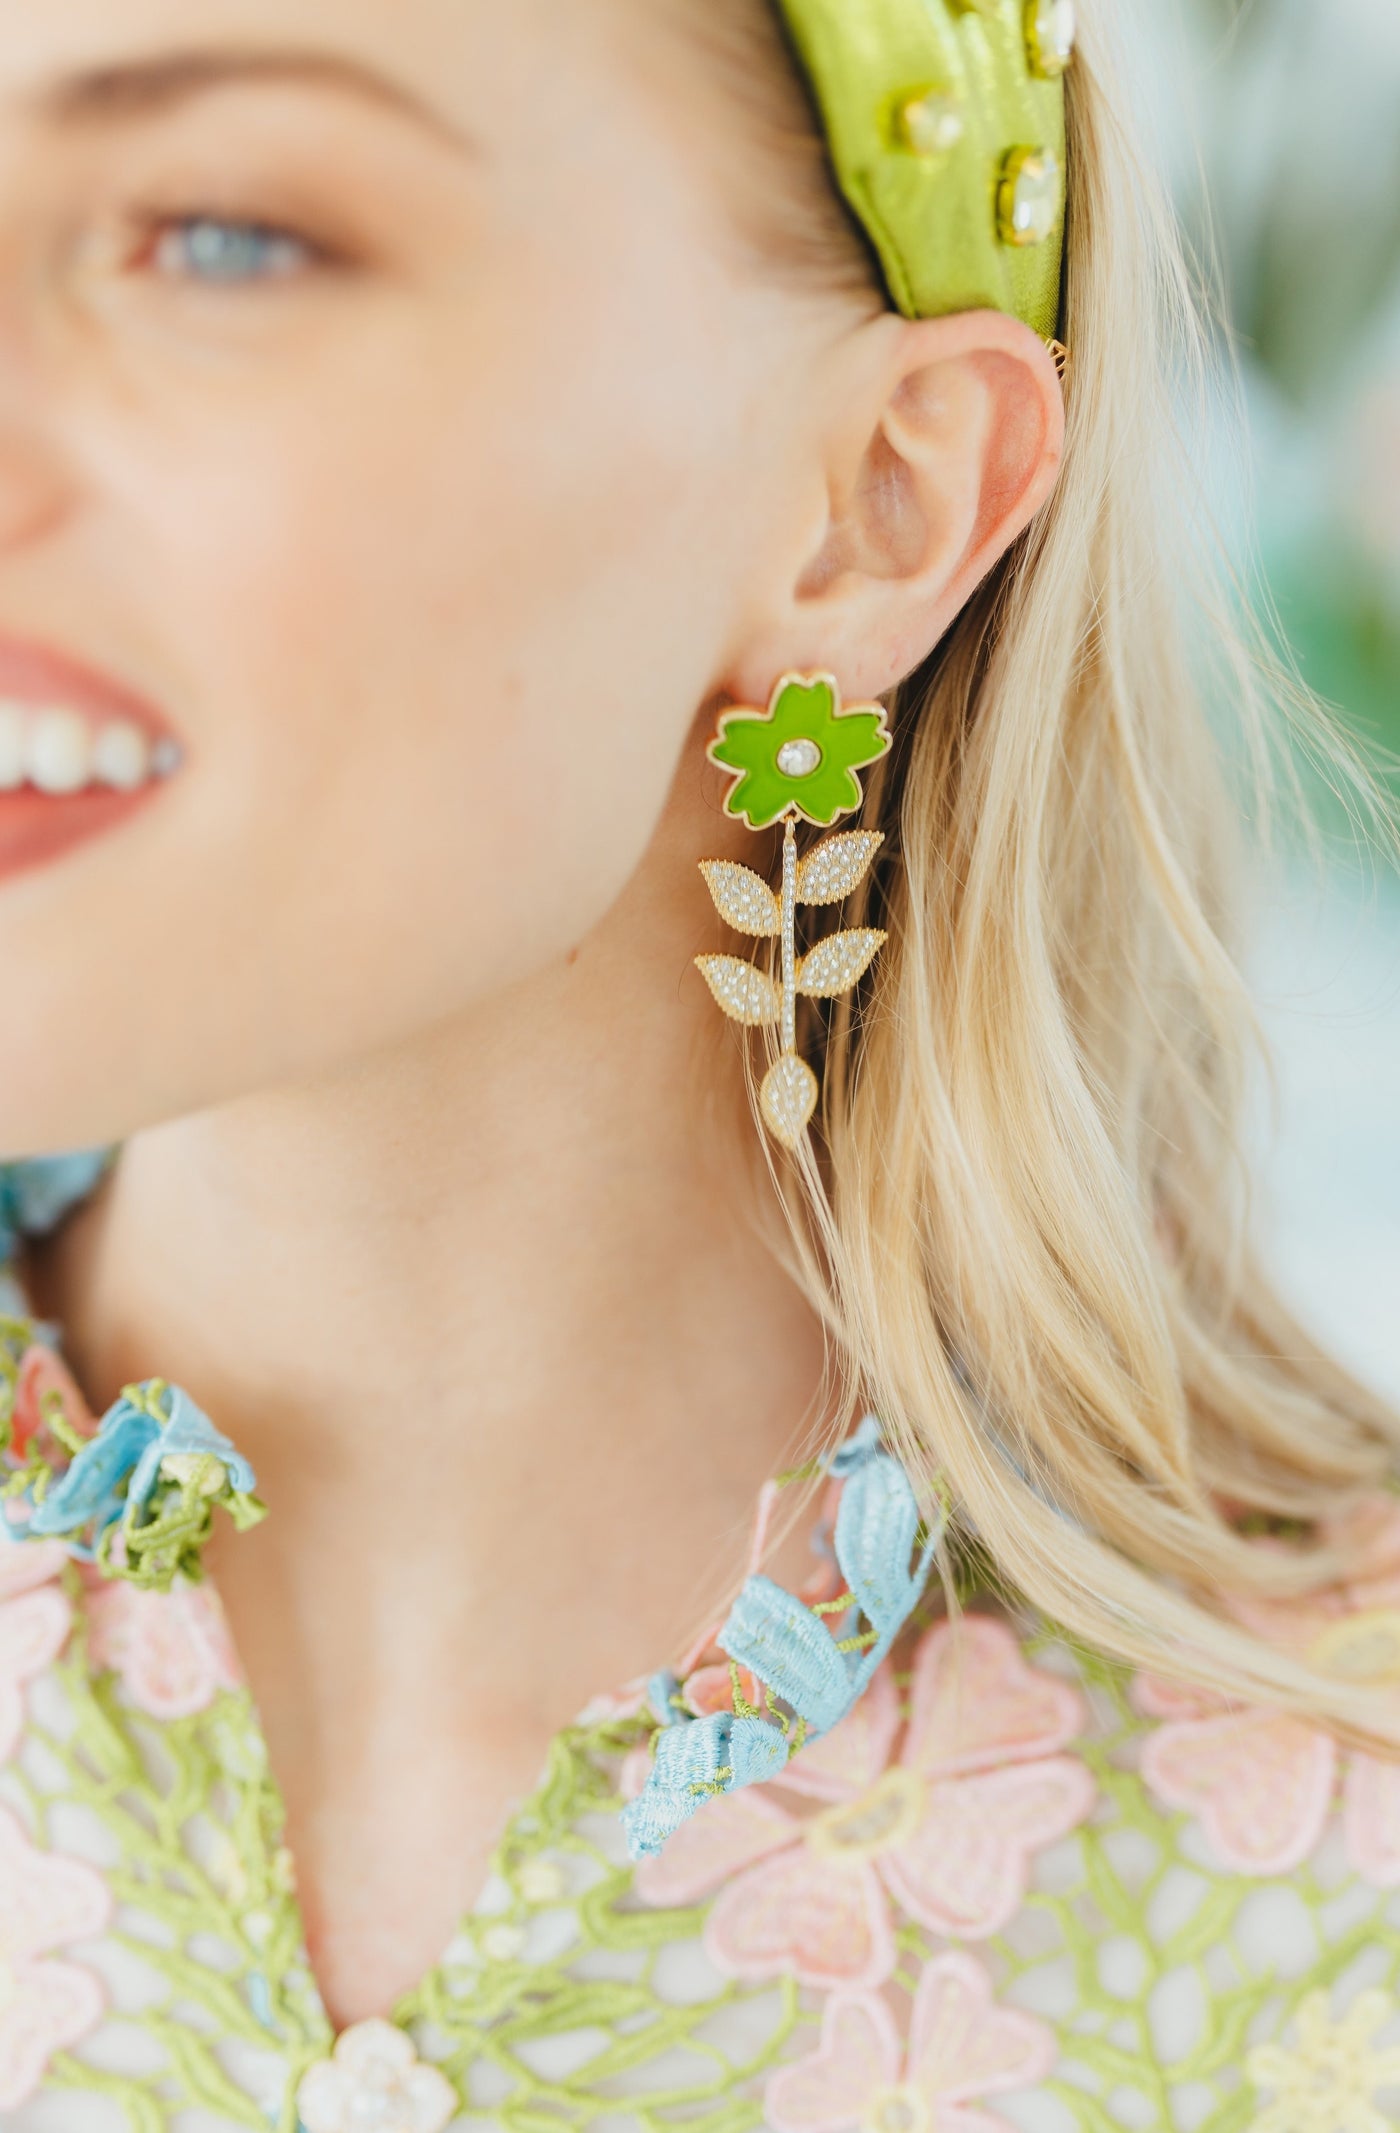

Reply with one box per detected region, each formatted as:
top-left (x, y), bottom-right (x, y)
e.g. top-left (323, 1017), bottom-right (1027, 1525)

top-left (773, 0), bottom-right (1073, 339)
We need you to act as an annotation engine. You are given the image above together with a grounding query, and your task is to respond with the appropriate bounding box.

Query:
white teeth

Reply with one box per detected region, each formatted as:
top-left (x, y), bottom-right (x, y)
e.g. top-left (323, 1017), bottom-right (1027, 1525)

top-left (0, 704), bottom-right (178, 794)
top-left (92, 718), bottom-right (152, 792)
top-left (28, 709), bottom-right (93, 795)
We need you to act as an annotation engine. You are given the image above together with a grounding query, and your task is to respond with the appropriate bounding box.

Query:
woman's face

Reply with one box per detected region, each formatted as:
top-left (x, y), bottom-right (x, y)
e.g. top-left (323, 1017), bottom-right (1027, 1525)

top-left (0, 0), bottom-right (861, 1150)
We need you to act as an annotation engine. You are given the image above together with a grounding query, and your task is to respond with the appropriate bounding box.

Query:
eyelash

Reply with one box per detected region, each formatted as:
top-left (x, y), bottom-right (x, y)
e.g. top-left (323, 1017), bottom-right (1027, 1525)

top-left (139, 214), bottom-right (321, 286)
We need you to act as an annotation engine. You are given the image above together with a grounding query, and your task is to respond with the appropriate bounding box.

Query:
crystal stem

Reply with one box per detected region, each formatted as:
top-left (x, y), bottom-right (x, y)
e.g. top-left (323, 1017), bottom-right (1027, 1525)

top-left (781, 814), bottom-right (798, 1057)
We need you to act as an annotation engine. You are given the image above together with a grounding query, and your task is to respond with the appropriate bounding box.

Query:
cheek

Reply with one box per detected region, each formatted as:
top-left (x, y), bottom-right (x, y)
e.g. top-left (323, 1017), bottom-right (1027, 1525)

top-left (32, 288), bottom-right (755, 1124)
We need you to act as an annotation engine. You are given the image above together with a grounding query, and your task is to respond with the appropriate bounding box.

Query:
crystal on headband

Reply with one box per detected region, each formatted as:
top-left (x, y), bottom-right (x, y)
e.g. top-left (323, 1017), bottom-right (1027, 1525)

top-left (1027, 0), bottom-right (1077, 78)
top-left (997, 147), bottom-right (1062, 249)
top-left (896, 88), bottom-right (966, 161)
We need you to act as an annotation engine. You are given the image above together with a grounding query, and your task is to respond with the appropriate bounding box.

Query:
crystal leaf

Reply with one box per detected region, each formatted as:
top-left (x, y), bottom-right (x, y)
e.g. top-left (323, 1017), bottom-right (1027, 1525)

top-left (797, 929), bottom-right (887, 1001)
top-left (699, 860), bottom-right (781, 938)
top-left (695, 955), bottom-right (782, 1027)
top-left (761, 1056), bottom-right (819, 1148)
top-left (797, 831), bottom-right (885, 907)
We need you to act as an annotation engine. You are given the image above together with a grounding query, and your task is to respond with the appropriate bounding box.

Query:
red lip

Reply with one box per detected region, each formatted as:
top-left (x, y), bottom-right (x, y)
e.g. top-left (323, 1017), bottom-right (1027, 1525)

top-left (0, 787), bottom-right (168, 883)
top-left (0, 633), bottom-right (175, 736)
top-left (0, 634), bottom-right (181, 889)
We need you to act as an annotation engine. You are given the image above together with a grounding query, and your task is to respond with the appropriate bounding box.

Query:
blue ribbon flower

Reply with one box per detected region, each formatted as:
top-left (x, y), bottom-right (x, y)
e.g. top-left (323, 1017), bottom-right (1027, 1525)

top-left (0, 1150), bottom-right (114, 1267)
top-left (622, 1418), bottom-right (943, 1861)
top-left (621, 1710), bottom-right (792, 1858)
top-left (19, 1379), bottom-right (264, 1591)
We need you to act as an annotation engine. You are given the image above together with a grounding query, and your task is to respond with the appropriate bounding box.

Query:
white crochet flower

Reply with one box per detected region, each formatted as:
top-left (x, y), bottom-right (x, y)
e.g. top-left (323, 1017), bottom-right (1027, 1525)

top-left (1247, 1990), bottom-right (1400, 2133)
top-left (296, 2018), bottom-right (457, 2133)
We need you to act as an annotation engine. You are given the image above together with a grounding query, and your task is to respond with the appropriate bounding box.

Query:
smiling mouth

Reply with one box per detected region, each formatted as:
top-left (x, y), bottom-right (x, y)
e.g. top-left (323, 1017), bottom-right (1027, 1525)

top-left (0, 636), bottom-right (184, 887)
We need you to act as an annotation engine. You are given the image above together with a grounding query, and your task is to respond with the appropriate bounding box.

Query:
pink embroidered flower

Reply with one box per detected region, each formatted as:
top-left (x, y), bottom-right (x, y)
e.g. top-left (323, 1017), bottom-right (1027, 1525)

top-left (10, 1345), bottom-right (94, 1464)
top-left (0, 1553), bottom-right (71, 1761)
top-left (682, 1662), bottom-right (764, 1719)
top-left (1136, 1498), bottom-right (1400, 1884)
top-left (0, 1804), bottom-right (110, 2109)
top-left (85, 1576), bottom-right (242, 1721)
top-left (636, 1615), bottom-right (1095, 1989)
top-left (0, 1538), bottom-right (70, 1600)
top-left (765, 1952), bottom-right (1057, 2133)
top-left (0, 1348), bottom-right (91, 1622)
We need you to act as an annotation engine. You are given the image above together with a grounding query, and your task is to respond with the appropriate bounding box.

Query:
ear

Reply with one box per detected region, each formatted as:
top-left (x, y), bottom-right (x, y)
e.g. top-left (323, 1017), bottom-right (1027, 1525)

top-left (728, 309), bottom-right (1065, 703)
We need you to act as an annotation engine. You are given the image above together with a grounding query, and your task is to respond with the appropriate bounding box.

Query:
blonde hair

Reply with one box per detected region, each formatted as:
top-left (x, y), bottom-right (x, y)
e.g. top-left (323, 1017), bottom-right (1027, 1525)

top-left (689, 0), bottom-right (1400, 1741)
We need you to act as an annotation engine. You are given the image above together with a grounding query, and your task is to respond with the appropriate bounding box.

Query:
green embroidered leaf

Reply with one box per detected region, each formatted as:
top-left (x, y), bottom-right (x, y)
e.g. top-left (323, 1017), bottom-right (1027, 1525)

top-left (796, 929), bottom-right (886, 1000)
top-left (126, 2090), bottom-right (174, 2133)
top-left (1194, 2086), bottom-right (1262, 2133)
top-left (1159, 1879), bottom-right (1247, 1970)
top-left (161, 1720), bottom-right (219, 1828)
top-left (130, 1939), bottom-right (275, 2048)
top-left (1042, 2082), bottom-right (1131, 2133)
top-left (566, 2001), bottom-right (729, 2084)
top-left (796, 830), bottom-right (884, 905)
top-left (700, 861), bottom-right (781, 937)
top-left (495, 1981), bottom-right (656, 2042)
top-left (576, 1876), bottom-right (709, 1950)
top-left (47, 2058), bottom-right (171, 2133)
top-left (74, 1664), bottom-right (143, 1782)
top-left (1095, 1762), bottom-right (1154, 1819)
top-left (1065, 2034), bottom-right (1160, 2089)
top-left (695, 955), bottom-right (782, 1027)
top-left (149, 2013), bottom-right (270, 2126)
top-left (1081, 1833), bottom-right (1146, 1935)
top-left (1180, 1982), bottom-right (1270, 2082)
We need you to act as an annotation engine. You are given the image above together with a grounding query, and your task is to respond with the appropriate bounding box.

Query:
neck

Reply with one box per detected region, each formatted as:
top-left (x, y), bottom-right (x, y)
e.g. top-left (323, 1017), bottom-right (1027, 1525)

top-left (28, 786), bottom-right (829, 1717)
top-left (25, 775), bottom-right (840, 2026)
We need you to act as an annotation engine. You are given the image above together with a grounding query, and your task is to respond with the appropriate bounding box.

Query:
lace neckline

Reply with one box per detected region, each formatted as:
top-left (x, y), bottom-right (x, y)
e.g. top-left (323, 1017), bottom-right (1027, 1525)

top-left (0, 1151), bottom-right (944, 2035)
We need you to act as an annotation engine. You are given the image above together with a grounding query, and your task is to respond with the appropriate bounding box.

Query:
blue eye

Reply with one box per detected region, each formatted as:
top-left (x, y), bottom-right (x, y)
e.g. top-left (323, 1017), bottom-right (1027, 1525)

top-left (152, 217), bottom-right (312, 284)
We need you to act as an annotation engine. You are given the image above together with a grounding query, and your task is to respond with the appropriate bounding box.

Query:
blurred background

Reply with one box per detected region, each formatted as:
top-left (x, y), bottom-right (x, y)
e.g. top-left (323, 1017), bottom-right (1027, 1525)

top-left (1132, 0), bottom-right (1400, 1398)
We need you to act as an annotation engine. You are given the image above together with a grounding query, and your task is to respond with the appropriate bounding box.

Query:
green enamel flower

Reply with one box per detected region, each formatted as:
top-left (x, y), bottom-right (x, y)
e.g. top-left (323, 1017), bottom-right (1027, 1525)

top-left (709, 676), bottom-right (892, 830)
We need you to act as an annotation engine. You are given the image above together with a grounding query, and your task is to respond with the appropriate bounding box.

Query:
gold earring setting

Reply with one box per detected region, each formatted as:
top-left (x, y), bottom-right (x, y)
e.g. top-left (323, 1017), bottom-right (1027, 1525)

top-left (696, 674), bottom-right (892, 1149)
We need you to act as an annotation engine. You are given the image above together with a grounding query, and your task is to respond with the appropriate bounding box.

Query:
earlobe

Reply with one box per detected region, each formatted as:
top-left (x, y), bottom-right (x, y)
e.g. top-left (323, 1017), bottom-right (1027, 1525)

top-left (744, 311), bottom-right (1065, 703)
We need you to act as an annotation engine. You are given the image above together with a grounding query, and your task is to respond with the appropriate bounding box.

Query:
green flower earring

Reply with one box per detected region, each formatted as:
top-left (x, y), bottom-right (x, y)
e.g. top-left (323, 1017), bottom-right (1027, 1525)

top-left (696, 673), bottom-right (892, 1149)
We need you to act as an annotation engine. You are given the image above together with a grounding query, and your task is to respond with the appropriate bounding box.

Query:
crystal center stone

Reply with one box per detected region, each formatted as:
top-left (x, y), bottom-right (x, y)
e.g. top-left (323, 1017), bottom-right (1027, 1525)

top-left (901, 89), bottom-right (964, 159)
top-left (777, 738), bottom-right (823, 779)
top-left (1006, 150), bottom-right (1061, 246)
top-left (1030, 0), bottom-right (1077, 73)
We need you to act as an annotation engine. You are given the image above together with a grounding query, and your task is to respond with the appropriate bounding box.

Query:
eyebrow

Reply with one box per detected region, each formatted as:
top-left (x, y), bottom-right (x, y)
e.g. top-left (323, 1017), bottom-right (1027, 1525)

top-left (26, 46), bottom-right (478, 155)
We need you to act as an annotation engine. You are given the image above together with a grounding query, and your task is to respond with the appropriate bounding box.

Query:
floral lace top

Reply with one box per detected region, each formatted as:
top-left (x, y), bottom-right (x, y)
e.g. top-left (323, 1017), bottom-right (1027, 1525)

top-left (3, 1158), bottom-right (1400, 2133)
